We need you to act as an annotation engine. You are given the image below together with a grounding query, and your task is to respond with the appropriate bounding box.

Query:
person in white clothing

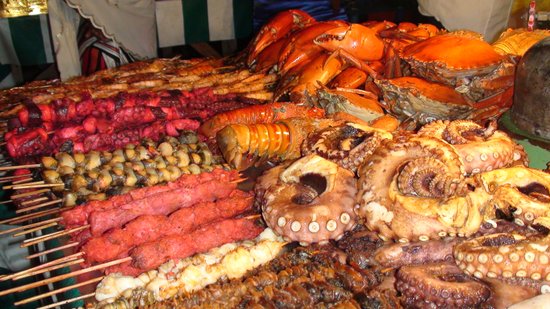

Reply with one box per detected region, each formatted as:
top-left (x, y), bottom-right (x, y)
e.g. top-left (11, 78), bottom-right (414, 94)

top-left (417, 0), bottom-right (515, 42)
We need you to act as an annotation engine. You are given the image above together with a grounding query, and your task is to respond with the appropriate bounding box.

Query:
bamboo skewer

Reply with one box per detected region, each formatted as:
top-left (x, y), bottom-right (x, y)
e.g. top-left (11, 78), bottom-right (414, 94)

top-left (21, 224), bottom-right (89, 248)
top-left (12, 183), bottom-right (64, 190)
top-left (15, 199), bottom-right (63, 214)
top-left (0, 256), bottom-right (131, 297)
top-left (0, 164), bottom-right (41, 171)
top-left (0, 199), bottom-right (12, 205)
top-left (0, 207), bottom-right (63, 224)
top-left (27, 241), bottom-right (79, 260)
top-left (0, 252), bottom-right (84, 282)
top-left (20, 196), bottom-right (49, 206)
top-left (12, 258), bottom-right (85, 281)
top-left (12, 222), bottom-right (58, 237)
top-left (13, 258), bottom-right (86, 281)
top-left (0, 217), bottom-right (62, 236)
top-left (11, 188), bottom-right (50, 199)
top-left (37, 292), bottom-right (96, 309)
top-left (2, 178), bottom-right (37, 188)
top-left (3, 180), bottom-right (42, 189)
top-left (0, 173), bottom-right (32, 182)
top-left (15, 277), bottom-right (104, 306)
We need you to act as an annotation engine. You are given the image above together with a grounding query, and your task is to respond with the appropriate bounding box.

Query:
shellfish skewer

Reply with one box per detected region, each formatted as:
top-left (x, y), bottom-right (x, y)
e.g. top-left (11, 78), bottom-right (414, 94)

top-left (0, 217), bottom-right (62, 236)
top-left (37, 292), bottom-right (96, 309)
top-left (14, 277), bottom-right (104, 306)
top-left (15, 198), bottom-right (63, 214)
top-left (10, 188), bottom-right (50, 199)
top-left (20, 196), bottom-right (49, 206)
top-left (26, 241), bottom-right (79, 260)
top-left (0, 256), bottom-right (131, 297)
top-left (0, 164), bottom-right (41, 171)
top-left (0, 173), bottom-right (32, 182)
top-left (11, 183), bottom-right (63, 190)
top-left (0, 252), bottom-right (84, 282)
top-left (20, 224), bottom-right (89, 248)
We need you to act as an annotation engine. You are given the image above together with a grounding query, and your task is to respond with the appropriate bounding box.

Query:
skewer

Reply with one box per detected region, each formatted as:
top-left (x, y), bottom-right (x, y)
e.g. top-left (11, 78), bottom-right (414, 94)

top-left (27, 241), bottom-right (79, 260)
top-left (0, 199), bottom-right (12, 205)
top-left (0, 207), bottom-right (63, 225)
top-left (12, 222), bottom-right (58, 237)
top-left (3, 180), bottom-right (43, 189)
top-left (15, 198), bottom-right (63, 214)
top-left (0, 217), bottom-right (62, 236)
top-left (11, 188), bottom-right (50, 199)
top-left (37, 292), bottom-right (96, 309)
top-left (230, 177), bottom-right (248, 184)
top-left (14, 277), bottom-right (103, 306)
top-left (20, 196), bottom-right (49, 206)
top-left (21, 224), bottom-right (89, 248)
top-left (0, 164), bottom-right (41, 171)
top-left (0, 256), bottom-right (131, 297)
top-left (12, 258), bottom-right (85, 281)
top-left (0, 173), bottom-right (32, 182)
top-left (0, 252), bottom-right (84, 282)
top-left (12, 183), bottom-right (64, 190)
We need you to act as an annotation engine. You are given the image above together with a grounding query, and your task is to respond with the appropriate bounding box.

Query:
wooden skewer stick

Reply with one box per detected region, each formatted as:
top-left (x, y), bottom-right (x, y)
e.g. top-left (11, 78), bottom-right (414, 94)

top-left (0, 217), bottom-right (62, 236)
top-left (0, 164), bottom-right (41, 171)
top-left (12, 183), bottom-right (64, 190)
top-left (12, 258), bottom-right (85, 281)
top-left (15, 276), bottom-right (103, 306)
top-left (27, 241), bottom-right (79, 260)
top-left (15, 198), bottom-right (63, 214)
top-left (12, 222), bottom-right (58, 237)
top-left (11, 188), bottom-right (50, 199)
top-left (0, 199), bottom-right (12, 205)
top-left (3, 180), bottom-right (42, 189)
top-left (0, 207), bottom-right (63, 225)
top-left (0, 173), bottom-right (32, 182)
top-left (37, 292), bottom-right (96, 309)
top-left (21, 224), bottom-right (89, 248)
top-left (0, 256), bottom-right (131, 297)
top-left (230, 177), bottom-right (248, 184)
top-left (2, 178), bottom-right (34, 187)
top-left (20, 196), bottom-right (49, 206)
top-left (0, 252), bottom-right (84, 282)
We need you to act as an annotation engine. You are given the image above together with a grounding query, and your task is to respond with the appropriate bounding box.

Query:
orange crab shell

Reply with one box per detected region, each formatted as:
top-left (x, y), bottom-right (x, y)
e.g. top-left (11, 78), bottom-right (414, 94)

top-left (375, 76), bottom-right (474, 123)
top-left (401, 33), bottom-right (506, 80)
top-left (314, 24), bottom-right (385, 62)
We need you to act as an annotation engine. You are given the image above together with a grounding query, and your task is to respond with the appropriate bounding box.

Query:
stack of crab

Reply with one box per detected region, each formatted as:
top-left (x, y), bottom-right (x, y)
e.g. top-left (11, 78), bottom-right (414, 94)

top-left (245, 9), bottom-right (550, 127)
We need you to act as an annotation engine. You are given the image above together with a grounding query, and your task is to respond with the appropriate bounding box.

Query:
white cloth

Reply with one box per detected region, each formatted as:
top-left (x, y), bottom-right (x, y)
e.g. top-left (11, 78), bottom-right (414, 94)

top-left (65, 0), bottom-right (157, 59)
top-left (418, 0), bottom-right (515, 42)
top-left (47, 0), bottom-right (157, 80)
top-left (48, 0), bottom-right (82, 80)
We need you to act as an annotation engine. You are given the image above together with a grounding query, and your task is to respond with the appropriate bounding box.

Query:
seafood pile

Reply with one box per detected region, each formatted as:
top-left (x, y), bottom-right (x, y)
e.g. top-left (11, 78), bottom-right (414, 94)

top-left (0, 8), bottom-right (548, 309)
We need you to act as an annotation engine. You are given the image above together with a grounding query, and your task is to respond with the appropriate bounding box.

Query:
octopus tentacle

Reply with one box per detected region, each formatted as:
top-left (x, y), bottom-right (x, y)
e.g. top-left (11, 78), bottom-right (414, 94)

top-left (454, 233), bottom-right (550, 284)
top-left (259, 154), bottom-right (357, 245)
top-left (357, 134), bottom-right (467, 241)
top-left (395, 263), bottom-right (492, 308)
top-left (477, 167), bottom-right (550, 228)
top-left (418, 119), bottom-right (524, 175)
top-left (301, 122), bottom-right (392, 172)
top-left (373, 238), bottom-right (460, 269)
top-left (397, 157), bottom-right (470, 198)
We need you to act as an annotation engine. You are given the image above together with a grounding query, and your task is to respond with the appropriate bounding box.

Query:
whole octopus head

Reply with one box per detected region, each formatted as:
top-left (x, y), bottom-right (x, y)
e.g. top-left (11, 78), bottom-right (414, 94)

top-left (259, 154), bottom-right (357, 245)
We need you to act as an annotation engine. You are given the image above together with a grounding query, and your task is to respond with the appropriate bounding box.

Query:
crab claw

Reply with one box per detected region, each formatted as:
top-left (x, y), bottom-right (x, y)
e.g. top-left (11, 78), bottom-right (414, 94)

top-left (247, 9), bottom-right (316, 67)
top-left (314, 24), bottom-right (385, 62)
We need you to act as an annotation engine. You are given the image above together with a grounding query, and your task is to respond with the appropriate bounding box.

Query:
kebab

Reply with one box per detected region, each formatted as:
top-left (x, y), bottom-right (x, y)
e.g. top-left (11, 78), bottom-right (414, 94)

top-left (95, 228), bottom-right (286, 306)
top-left (60, 168), bottom-right (241, 238)
top-left (81, 190), bottom-right (254, 266)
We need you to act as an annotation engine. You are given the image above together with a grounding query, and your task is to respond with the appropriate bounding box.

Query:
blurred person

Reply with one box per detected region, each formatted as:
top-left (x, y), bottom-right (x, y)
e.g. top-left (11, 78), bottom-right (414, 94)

top-left (417, 0), bottom-right (515, 42)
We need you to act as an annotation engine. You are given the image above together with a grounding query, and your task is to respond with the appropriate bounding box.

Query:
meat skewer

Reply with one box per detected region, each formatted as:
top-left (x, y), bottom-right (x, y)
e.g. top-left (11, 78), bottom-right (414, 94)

top-left (110, 216), bottom-right (264, 275)
top-left (82, 190), bottom-right (253, 265)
